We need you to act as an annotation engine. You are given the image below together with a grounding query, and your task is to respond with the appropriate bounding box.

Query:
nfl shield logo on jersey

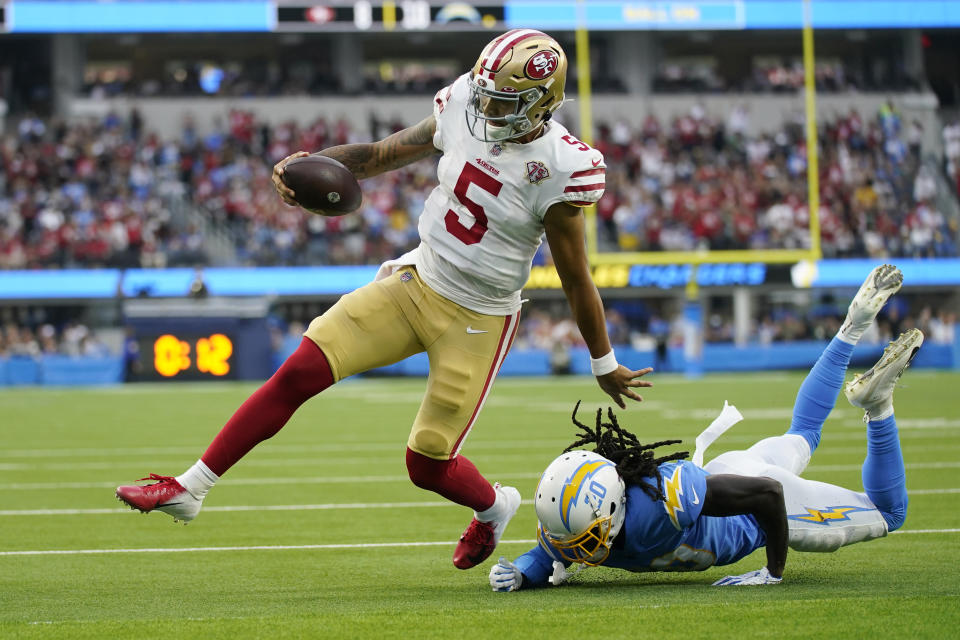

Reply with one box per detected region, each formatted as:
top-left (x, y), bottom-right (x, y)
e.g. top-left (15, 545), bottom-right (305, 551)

top-left (526, 160), bottom-right (550, 185)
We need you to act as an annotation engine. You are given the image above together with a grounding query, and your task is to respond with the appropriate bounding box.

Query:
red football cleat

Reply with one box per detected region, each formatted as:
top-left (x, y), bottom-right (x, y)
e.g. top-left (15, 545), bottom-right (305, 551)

top-left (115, 474), bottom-right (202, 524)
top-left (453, 484), bottom-right (521, 570)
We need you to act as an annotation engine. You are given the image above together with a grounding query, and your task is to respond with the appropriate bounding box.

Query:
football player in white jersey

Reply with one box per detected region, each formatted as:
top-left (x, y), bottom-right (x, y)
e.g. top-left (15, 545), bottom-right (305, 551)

top-left (116, 29), bottom-right (652, 571)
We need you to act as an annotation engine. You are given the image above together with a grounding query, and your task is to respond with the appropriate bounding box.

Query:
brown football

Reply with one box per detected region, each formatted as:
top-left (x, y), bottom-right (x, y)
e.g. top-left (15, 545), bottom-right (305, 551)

top-left (281, 155), bottom-right (362, 216)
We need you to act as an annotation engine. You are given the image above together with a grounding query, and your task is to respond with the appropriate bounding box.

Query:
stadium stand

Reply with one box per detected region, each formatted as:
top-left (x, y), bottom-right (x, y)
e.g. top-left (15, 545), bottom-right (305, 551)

top-left (2, 103), bottom-right (958, 271)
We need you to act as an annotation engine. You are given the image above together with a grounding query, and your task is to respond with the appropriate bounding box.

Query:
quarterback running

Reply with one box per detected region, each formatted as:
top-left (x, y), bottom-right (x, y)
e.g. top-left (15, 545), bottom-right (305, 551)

top-left (116, 29), bottom-right (652, 570)
top-left (491, 264), bottom-right (920, 590)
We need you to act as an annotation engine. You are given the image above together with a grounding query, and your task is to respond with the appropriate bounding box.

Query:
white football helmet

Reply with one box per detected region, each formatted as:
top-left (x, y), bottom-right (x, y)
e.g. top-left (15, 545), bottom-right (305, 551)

top-left (534, 450), bottom-right (626, 566)
top-left (466, 29), bottom-right (568, 142)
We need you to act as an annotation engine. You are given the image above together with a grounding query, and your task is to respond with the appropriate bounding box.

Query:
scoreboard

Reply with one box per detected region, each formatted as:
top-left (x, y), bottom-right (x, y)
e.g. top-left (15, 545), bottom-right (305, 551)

top-left (276, 1), bottom-right (505, 31)
top-left (124, 298), bottom-right (273, 383)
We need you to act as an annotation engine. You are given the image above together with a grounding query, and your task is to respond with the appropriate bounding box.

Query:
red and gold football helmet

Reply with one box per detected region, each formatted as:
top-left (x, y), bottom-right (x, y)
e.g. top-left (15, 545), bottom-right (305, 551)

top-left (466, 29), bottom-right (568, 142)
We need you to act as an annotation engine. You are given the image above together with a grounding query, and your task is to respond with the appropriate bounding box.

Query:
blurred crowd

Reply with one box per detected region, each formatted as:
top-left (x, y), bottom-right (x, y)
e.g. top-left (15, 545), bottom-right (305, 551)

top-left (654, 59), bottom-right (921, 94)
top-left (0, 321), bottom-right (111, 358)
top-left (711, 304), bottom-right (957, 347)
top-left (82, 54), bottom-right (919, 100)
top-left (193, 111), bottom-right (429, 266)
top-left (1, 100), bottom-right (959, 270)
top-left (1, 112), bottom-right (205, 269)
top-left (84, 61), bottom-right (460, 100)
top-left (514, 299), bottom-right (957, 357)
top-left (591, 101), bottom-right (958, 258)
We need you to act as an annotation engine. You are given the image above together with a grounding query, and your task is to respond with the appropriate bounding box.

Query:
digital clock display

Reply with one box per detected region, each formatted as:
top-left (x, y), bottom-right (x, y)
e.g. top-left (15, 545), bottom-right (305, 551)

top-left (138, 333), bottom-right (236, 380)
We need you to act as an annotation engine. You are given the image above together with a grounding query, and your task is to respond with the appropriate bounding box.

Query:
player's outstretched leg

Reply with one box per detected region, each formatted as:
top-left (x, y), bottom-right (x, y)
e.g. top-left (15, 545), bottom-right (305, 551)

top-left (116, 337), bottom-right (334, 523)
top-left (786, 264), bottom-right (903, 455)
top-left (453, 483), bottom-right (522, 570)
top-left (845, 328), bottom-right (924, 531)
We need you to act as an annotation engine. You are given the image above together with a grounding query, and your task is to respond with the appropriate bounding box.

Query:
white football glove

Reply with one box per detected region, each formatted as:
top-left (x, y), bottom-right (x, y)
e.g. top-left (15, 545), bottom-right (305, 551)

top-left (548, 561), bottom-right (584, 586)
top-left (489, 557), bottom-right (523, 592)
top-left (712, 566), bottom-right (783, 586)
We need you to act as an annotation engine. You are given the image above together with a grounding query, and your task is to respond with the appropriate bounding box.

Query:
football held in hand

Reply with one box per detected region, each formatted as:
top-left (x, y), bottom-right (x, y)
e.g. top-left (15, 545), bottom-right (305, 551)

top-left (281, 155), bottom-right (363, 216)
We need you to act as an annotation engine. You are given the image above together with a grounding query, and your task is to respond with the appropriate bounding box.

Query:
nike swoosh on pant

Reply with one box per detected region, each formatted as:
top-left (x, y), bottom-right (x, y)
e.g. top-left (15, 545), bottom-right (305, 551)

top-left (466, 327), bottom-right (488, 334)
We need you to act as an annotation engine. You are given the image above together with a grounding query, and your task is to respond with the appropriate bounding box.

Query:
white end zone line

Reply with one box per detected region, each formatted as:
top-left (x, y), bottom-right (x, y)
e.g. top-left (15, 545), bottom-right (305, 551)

top-left (2, 529), bottom-right (957, 557)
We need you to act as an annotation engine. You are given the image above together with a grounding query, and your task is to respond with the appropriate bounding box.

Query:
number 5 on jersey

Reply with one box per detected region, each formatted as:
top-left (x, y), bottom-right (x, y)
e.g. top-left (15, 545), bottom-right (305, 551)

top-left (445, 163), bottom-right (503, 245)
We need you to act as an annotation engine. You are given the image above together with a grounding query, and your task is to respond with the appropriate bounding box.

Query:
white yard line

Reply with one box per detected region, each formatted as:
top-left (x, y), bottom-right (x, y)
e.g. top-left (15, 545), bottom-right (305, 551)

top-left (0, 540), bottom-right (538, 557)
top-left (1, 489), bottom-right (955, 517)
top-left (811, 461), bottom-right (960, 472)
top-left (0, 472), bottom-right (543, 490)
top-left (1, 461), bottom-right (958, 491)
top-left (0, 500), bottom-right (516, 516)
top-left (2, 529), bottom-right (957, 557)
top-left (891, 529), bottom-right (960, 534)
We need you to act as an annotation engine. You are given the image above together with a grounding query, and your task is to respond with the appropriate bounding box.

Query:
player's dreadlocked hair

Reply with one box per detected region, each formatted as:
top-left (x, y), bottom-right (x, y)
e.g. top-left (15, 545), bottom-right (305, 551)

top-left (565, 400), bottom-right (689, 503)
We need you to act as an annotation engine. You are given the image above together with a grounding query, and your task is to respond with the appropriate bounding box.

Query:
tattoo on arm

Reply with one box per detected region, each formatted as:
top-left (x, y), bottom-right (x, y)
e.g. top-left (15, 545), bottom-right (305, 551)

top-left (316, 116), bottom-right (438, 179)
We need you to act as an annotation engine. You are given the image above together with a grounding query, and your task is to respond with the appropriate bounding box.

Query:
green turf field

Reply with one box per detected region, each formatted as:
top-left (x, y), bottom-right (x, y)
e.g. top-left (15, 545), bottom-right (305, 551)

top-left (1, 370), bottom-right (958, 639)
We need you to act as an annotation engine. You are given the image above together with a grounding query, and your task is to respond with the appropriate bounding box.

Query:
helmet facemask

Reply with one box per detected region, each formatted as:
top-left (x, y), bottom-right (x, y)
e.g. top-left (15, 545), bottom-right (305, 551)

top-left (466, 76), bottom-right (545, 142)
top-left (542, 505), bottom-right (618, 566)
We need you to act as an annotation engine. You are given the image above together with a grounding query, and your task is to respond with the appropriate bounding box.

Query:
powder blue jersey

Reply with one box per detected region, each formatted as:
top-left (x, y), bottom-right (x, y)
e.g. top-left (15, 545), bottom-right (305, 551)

top-left (513, 461), bottom-right (767, 585)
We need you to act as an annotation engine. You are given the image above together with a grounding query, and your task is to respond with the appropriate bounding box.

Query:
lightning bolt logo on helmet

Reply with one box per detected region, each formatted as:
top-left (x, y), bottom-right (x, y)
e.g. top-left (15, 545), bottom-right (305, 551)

top-left (558, 459), bottom-right (610, 531)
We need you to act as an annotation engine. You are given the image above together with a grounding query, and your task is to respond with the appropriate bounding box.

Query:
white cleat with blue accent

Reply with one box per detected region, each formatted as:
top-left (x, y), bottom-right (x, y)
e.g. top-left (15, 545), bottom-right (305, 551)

top-left (845, 329), bottom-right (924, 420)
top-left (839, 264), bottom-right (903, 344)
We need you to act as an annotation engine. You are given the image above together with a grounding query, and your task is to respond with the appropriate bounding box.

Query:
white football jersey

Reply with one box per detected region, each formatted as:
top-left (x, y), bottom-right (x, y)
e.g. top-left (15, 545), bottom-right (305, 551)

top-left (405, 73), bottom-right (606, 315)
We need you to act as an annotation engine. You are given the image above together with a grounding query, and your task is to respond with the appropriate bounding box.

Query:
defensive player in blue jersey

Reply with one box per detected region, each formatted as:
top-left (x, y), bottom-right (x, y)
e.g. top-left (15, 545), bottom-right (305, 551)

top-left (490, 264), bottom-right (922, 589)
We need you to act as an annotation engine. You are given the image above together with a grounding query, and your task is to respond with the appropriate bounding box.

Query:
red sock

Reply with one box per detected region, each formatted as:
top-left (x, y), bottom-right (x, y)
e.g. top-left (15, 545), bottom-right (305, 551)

top-left (405, 448), bottom-right (496, 511)
top-left (201, 337), bottom-right (334, 476)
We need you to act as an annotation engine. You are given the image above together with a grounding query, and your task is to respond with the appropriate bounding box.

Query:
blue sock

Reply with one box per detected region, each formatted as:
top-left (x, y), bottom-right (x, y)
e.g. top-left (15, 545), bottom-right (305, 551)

top-left (863, 414), bottom-right (908, 531)
top-left (786, 337), bottom-right (855, 453)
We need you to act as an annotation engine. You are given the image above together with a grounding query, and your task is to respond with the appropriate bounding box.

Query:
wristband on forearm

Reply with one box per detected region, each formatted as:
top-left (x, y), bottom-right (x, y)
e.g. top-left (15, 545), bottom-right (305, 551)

top-left (590, 350), bottom-right (618, 376)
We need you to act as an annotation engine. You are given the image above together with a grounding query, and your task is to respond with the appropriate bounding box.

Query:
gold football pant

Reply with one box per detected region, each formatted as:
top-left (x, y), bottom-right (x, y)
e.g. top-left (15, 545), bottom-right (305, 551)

top-left (305, 268), bottom-right (520, 460)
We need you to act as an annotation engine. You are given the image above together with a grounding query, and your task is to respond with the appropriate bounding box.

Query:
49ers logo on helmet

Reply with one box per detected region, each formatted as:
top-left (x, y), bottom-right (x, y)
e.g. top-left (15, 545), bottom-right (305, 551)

top-left (525, 51), bottom-right (559, 80)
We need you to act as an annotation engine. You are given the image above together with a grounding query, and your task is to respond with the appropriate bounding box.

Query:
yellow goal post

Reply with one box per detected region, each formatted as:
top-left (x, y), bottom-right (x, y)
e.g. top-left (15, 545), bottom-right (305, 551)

top-left (576, 0), bottom-right (823, 269)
